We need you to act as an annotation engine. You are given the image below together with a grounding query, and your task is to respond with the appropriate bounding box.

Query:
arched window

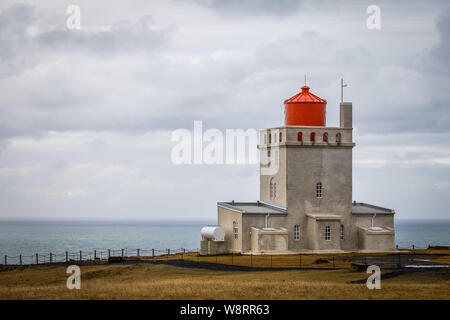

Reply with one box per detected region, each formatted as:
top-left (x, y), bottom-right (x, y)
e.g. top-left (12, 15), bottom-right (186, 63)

top-left (340, 225), bottom-right (344, 240)
top-left (269, 133), bottom-right (272, 144)
top-left (316, 182), bottom-right (323, 198)
top-left (297, 132), bottom-right (303, 141)
top-left (294, 225), bottom-right (300, 241)
top-left (325, 225), bottom-right (331, 241)
top-left (270, 178), bottom-right (276, 198)
top-left (233, 221), bottom-right (239, 240)
top-left (336, 132), bottom-right (342, 143)
top-left (279, 132), bottom-right (282, 142)
top-left (323, 132), bottom-right (328, 142)
top-left (310, 132), bottom-right (315, 142)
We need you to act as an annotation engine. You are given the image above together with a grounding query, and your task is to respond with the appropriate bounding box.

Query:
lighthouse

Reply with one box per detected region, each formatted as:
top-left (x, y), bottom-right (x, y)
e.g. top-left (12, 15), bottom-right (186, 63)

top-left (200, 82), bottom-right (395, 254)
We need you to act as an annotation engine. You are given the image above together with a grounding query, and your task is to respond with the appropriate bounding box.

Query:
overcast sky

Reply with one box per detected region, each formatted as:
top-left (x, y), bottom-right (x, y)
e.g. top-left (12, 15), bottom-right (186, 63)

top-left (0, 0), bottom-right (449, 221)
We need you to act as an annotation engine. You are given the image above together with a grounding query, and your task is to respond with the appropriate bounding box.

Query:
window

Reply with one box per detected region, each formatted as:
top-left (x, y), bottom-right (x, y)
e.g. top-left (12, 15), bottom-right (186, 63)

top-left (297, 132), bottom-right (303, 141)
top-left (310, 132), bottom-right (315, 142)
top-left (336, 132), bottom-right (342, 143)
top-left (269, 133), bottom-right (272, 144)
top-left (340, 225), bottom-right (344, 240)
top-left (294, 225), bottom-right (300, 241)
top-left (323, 132), bottom-right (328, 142)
top-left (316, 182), bottom-right (323, 198)
top-left (233, 221), bottom-right (238, 240)
top-left (274, 181), bottom-right (277, 198)
top-left (270, 178), bottom-right (276, 198)
top-left (268, 149), bottom-right (271, 158)
top-left (279, 132), bottom-right (282, 142)
top-left (325, 225), bottom-right (331, 241)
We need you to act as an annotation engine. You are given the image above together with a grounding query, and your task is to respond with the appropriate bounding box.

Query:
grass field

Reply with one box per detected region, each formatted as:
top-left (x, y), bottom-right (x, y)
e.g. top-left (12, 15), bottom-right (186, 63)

top-left (0, 249), bottom-right (449, 300)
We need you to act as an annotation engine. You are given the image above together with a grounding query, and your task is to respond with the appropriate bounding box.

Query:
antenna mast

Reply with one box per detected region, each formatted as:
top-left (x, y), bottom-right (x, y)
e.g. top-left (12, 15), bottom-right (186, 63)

top-left (340, 77), bottom-right (348, 103)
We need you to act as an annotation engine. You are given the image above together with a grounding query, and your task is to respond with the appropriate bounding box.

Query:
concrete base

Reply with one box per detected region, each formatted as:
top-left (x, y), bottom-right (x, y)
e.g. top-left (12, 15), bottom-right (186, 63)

top-left (358, 226), bottom-right (395, 251)
top-left (200, 239), bottom-right (228, 255)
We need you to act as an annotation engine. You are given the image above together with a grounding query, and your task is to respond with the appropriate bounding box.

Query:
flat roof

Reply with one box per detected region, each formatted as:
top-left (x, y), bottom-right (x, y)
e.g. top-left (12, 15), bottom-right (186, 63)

top-left (218, 201), bottom-right (287, 215)
top-left (352, 202), bottom-right (394, 215)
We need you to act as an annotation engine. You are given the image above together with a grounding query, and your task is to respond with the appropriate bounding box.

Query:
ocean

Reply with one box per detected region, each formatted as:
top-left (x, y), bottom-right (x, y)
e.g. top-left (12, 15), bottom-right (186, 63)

top-left (0, 219), bottom-right (448, 260)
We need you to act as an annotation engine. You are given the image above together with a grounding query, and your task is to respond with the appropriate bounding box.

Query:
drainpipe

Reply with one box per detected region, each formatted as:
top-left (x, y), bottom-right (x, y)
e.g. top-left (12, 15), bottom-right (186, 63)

top-left (371, 213), bottom-right (377, 229)
top-left (265, 214), bottom-right (270, 229)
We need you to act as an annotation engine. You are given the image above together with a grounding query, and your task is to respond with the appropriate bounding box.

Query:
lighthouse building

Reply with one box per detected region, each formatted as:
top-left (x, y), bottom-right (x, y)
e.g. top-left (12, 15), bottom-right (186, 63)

top-left (200, 85), bottom-right (395, 254)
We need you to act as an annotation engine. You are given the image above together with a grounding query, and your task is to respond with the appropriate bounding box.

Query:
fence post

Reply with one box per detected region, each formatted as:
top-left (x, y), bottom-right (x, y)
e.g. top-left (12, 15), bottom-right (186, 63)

top-left (80, 250), bottom-right (82, 262)
top-left (121, 249), bottom-right (124, 257)
top-left (137, 249), bottom-right (140, 257)
top-left (20, 255), bottom-right (22, 265)
top-left (108, 249), bottom-right (110, 259)
top-left (36, 253), bottom-right (38, 265)
top-left (50, 253), bottom-right (52, 264)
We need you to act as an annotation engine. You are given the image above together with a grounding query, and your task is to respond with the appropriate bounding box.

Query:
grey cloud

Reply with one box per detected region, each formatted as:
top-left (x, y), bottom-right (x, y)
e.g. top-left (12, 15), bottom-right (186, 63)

top-left (184, 0), bottom-right (303, 16)
top-left (429, 6), bottom-right (450, 73)
top-left (38, 16), bottom-right (168, 56)
top-left (0, 3), bottom-right (35, 77)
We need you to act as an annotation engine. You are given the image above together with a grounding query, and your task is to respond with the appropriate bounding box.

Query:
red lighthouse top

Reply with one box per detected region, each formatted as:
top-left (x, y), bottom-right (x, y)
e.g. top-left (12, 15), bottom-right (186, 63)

top-left (284, 85), bottom-right (327, 126)
top-left (284, 86), bottom-right (327, 104)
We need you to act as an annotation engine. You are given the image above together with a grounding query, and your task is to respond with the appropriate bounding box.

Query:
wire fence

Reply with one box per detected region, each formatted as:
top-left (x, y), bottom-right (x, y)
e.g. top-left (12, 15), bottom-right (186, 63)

top-left (0, 247), bottom-right (199, 266)
top-left (1, 244), bottom-right (446, 268)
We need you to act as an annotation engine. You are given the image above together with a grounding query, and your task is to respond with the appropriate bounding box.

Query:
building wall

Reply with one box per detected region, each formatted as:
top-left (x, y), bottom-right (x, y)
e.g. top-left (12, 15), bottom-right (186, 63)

top-left (353, 214), bottom-right (395, 229)
top-left (217, 206), bottom-right (242, 253)
top-left (242, 214), bottom-right (287, 252)
top-left (306, 218), bottom-right (342, 250)
top-left (259, 128), bottom-right (288, 208)
top-left (358, 228), bottom-right (395, 251)
top-left (250, 227), bottom-right (288, 252)
top-left (259, 126), bottom-right (355, 250)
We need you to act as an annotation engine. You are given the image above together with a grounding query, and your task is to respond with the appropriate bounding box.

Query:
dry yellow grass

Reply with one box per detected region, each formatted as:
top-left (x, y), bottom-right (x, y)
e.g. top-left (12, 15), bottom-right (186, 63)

top-left (137, 249), bottom-right (450, 269)
top-left (0, 262), bottom-right (449, 300)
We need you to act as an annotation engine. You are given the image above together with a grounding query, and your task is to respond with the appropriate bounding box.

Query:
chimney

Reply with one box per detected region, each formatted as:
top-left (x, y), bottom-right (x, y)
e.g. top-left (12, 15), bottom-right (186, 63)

top-left (340, 102), bottom-right (352, 128)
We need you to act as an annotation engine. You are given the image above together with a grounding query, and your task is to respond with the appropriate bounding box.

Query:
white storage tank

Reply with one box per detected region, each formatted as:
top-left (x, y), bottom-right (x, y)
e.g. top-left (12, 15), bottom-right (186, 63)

top-left (201, 226), bottom-right (225, 241)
